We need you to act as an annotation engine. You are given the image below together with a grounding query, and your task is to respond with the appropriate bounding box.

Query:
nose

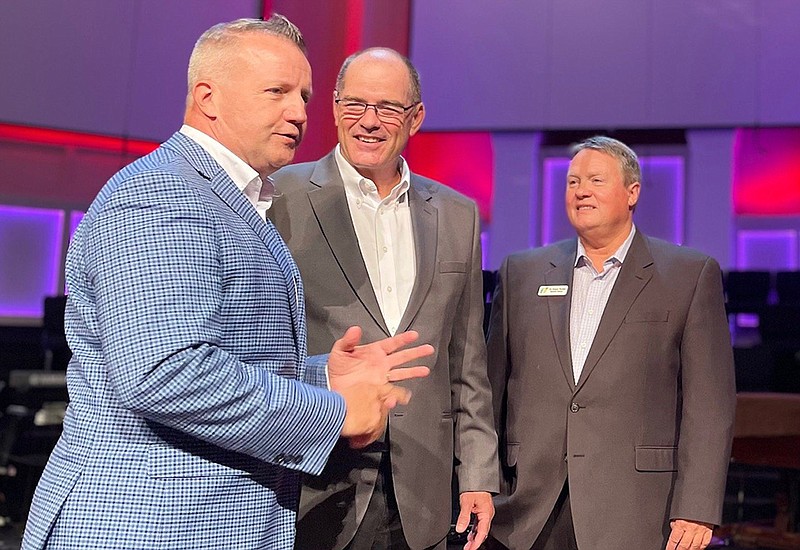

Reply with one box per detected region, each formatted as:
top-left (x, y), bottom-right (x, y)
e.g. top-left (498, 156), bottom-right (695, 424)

top-left (285, 95), bottom-right (308, 126)
top-left (358, 105), bottom-right (381, 129)
top-left (573, 181), bottom-right (592, 197)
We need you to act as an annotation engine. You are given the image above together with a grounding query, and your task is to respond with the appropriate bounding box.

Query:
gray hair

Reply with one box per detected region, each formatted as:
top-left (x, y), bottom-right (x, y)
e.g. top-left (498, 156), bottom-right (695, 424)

top-left (571, 136), bottom-right (641, 187)
top-left (335, 47), bottom-right (422, 104)
top-left (187, 15), bottom-right (305, 93)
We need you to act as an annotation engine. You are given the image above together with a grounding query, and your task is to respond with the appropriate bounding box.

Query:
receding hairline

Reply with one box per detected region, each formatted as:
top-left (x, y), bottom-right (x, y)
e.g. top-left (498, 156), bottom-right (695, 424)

top-left (335, 47), bottom-right (422, 104)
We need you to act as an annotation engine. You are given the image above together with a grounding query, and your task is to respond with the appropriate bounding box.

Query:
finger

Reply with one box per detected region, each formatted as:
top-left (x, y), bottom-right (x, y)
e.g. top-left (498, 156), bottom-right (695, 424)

top-left (454, 503), bottom-right (471, 533)
top-left (382, 344), bottom-right (435, 368)
top-left (332, 326), bottom-right (363, 353)
top-left (387, 366), bottom-right (431, 382)
top-left (381, 385), bottom-right (412, 406)
top-left (683, 530), bottom-right (704, 550)
top-left (470, 515), bottom-right (491, 549)
top-left (700, 529), bottom-right (712, 549)
top-left (373, 330), bottom-right (420, 354)
top-left (665, 526), bottom-right (683, 550)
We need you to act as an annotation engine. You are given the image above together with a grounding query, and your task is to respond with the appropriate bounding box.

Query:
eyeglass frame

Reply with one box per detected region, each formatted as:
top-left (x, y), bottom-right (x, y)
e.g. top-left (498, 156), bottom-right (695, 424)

top-left (334, 95), bottom-right (420, 120)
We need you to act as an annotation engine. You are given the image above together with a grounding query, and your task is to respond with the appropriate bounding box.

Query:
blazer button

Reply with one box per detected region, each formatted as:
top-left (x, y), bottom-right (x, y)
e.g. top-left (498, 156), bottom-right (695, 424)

top-left (570, 402), bottom-right (580, 413)
top-left (275, 453), bottom-right (286, 464)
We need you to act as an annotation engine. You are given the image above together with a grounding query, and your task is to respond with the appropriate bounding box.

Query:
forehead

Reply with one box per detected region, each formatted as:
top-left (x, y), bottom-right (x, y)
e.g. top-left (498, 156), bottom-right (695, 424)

top-left (341, 54), bottom-right (411, 99)
top-left (233, 33), bottom-right (311, 83)
top-left (568, 149), bottom-right (623, 175)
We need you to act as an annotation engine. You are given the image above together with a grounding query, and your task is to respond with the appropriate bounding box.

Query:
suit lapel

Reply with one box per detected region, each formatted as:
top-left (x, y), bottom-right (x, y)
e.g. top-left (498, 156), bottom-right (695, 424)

top-left (397, 179), bottom-right (437, 333)
top-left (307, 155), bottom-right (389, 335)
top-left (545, 240), bottom-right (579, 390)
top-left (165, 132), bottom-right (306, 370)
top-left (575, 231), bottom-right (654, 390)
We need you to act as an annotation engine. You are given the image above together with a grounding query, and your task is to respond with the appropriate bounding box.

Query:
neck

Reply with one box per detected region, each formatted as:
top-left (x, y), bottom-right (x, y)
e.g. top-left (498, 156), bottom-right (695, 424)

top-left (578, 224), bottom-right (632, 271)
top-left (358, 165), bottom-right (402, 199)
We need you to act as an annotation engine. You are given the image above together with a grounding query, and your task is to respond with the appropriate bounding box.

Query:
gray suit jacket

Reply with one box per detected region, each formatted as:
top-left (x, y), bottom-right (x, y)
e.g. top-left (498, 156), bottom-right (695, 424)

top-left (270, 151), bottom-right (499, 550)
top-left (487, 232), bottom-right (736, 550)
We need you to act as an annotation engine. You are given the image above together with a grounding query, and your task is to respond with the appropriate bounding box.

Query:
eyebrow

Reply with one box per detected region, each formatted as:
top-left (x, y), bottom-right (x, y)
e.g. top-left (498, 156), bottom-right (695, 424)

top-left (339, 95), bottom-right (406, 107)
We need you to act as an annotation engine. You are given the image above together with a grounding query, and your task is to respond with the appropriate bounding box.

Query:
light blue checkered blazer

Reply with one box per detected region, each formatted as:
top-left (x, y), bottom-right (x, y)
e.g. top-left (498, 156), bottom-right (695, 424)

top-left (22, 132), bottom-right (345, 550)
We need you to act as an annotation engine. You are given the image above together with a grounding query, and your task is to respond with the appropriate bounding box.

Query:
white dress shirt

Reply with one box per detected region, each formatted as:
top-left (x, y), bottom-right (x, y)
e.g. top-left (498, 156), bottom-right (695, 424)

top-left (335, 145), bottom-right (416, 335)
top-left (570, 225), bottom-right (636, 384)
top-left (180, 125), bottom-right (276, 221)
top-left (179, 125), bottom-right (299, 318)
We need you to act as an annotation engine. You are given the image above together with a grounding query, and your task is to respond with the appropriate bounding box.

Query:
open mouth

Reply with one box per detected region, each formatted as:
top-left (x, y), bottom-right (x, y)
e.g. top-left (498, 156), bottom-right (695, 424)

top-left (355, 135), bottom-right (384, 144)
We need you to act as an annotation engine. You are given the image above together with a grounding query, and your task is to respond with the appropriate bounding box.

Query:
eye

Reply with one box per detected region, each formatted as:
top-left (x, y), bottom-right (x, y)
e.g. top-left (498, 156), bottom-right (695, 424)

top-left (376, 104), bottom-right (404, 116)
top-left (265, 87), bottom-right (284, 95)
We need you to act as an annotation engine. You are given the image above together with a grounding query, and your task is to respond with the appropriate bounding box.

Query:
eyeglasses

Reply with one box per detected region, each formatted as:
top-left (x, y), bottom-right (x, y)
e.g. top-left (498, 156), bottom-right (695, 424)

top-left (335, 98), bottom-right (419, 121)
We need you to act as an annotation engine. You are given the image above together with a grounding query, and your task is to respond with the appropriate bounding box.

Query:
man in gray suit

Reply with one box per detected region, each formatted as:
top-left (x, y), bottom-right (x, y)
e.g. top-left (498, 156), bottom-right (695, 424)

top-left (270, 48), bottom-right (498, 550)
top-left (486, 136), bottom-right (735, 550)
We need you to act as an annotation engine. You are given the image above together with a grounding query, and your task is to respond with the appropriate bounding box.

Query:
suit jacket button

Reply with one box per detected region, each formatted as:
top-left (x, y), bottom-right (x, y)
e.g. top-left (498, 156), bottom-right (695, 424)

top-left (275, 453), bottom-right (286, 464)
top-left (570, 402), bottom-right (580, 413)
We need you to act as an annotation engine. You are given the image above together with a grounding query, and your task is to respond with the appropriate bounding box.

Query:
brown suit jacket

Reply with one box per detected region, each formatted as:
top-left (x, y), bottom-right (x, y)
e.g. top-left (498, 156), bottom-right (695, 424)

top-left (270, 151), bottom-right (499, 550)
top-left (487, 231), bottom-right (735, 550)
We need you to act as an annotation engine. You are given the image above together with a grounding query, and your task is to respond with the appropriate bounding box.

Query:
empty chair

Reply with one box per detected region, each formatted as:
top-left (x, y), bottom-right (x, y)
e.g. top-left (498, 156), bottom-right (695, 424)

top-left (724, 270), bottom-right (772, 314)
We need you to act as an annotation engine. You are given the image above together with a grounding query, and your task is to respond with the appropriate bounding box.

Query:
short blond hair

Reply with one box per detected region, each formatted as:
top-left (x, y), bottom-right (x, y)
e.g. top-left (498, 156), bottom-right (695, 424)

top-left (186, 15), bottom-right (306, 104)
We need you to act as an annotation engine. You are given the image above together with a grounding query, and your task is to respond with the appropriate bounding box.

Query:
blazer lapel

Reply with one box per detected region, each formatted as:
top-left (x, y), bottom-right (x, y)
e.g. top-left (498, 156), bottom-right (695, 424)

top-left (307, 156), bottom-right (389, 335)
top-left (575, 231), bottom-right (654, 390)
top-left (397, 179), bottom-right (437, 333)
top-left (166, 132), bottom-right (306, 369)
top-left (545, 240), bottom-right (579, 390)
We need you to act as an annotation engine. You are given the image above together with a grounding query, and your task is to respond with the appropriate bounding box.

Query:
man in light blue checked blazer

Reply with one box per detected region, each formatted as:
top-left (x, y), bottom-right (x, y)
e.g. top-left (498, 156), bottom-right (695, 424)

top-left (22, 15), bottom-right (431, 550)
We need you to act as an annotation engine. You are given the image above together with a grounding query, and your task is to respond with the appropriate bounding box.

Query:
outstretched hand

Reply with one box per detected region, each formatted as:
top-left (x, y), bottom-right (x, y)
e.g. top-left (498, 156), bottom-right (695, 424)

top-left (328, 326), bottom-right (433, 391)
top-left (329, 326), bottom-right (433, 449)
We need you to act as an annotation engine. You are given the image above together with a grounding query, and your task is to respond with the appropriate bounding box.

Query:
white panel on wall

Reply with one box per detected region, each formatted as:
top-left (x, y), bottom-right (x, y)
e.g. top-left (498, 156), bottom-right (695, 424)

top-left (410, 1), bottom-right (551, 130)
top-left (649, 1), bottom-right (759, 127)
top-left (410, 0), bottom-right (800, 130)
top-left (545, 0), bottom-right (650, 129)
top-left (0, 0), bottom-right (261, 142)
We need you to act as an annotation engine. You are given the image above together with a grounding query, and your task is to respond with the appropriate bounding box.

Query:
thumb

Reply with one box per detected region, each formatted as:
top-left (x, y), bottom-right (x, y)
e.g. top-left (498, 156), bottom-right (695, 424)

top-left (381, 385), bottom-right (412, 408)
top-left (333, 326), bottom-right (363, 353)
top-left (455, 501), bottom-right (471, 533)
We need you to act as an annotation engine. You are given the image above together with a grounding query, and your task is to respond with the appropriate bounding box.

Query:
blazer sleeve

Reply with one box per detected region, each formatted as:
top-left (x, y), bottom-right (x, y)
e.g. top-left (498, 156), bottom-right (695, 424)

top-left (669, 256), bottom-right (736, 524)
top-left (449, 202), bottom-right (500, 494)
top-left (83, 171), bottom-right (345, 475)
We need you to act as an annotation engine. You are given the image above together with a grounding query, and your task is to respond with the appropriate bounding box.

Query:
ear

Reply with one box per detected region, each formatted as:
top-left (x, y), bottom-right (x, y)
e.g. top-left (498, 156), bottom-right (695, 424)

top-left (192, 81), bottom-right (217, 119)
top-left (408, 102), bottom-right (426, 137)
top-left (627, 181), bottom-right (641, 209)
top-left (332, 91), bottom-right (340, 128)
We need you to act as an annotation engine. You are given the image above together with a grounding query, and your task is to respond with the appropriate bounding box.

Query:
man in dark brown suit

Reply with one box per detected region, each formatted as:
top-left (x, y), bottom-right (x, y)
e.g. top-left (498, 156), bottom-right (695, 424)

top-left (486, 136), bottom-right (735, 550)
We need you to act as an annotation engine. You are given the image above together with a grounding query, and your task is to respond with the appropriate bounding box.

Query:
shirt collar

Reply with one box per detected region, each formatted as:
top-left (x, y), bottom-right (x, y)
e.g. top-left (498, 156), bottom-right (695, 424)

top-left (575, 224), bottom-right (637, 268)
top-left (180, 124), bottom-right (275, 208)
top-left (334, 144), bottom-right (410, 204)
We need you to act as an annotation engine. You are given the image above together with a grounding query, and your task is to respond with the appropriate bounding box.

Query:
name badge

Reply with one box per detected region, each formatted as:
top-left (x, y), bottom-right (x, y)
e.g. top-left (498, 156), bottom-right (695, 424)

top-left (538, 285), bottom-right (568, 296)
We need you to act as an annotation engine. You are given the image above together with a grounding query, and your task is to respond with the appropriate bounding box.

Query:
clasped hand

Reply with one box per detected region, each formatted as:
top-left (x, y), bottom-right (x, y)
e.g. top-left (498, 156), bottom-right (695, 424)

top-left (328, 326), bottom-right (433, 448)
